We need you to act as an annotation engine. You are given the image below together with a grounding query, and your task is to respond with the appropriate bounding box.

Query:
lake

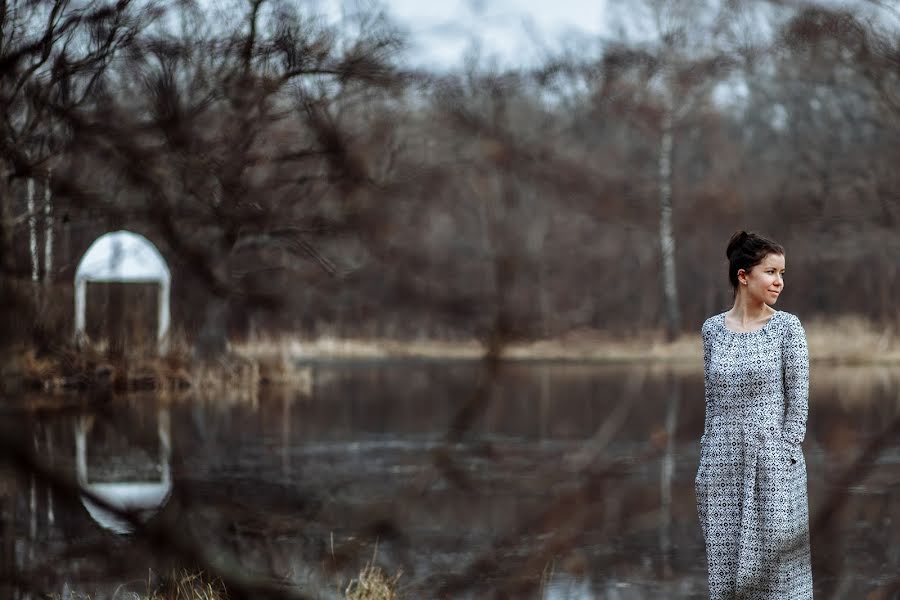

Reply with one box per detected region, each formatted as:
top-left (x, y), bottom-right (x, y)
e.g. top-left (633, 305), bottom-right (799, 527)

top-left (2, 361), bottom-right (898, 599)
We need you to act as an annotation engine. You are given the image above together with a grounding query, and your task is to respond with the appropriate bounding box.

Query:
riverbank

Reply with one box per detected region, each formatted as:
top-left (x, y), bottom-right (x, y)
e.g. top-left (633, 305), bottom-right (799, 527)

top-left (49, 565), bottom-right (401, 600)
top-left (6, 316), bottom-right (898, 394)
top-left (234, 316), bottom-right (900, 365)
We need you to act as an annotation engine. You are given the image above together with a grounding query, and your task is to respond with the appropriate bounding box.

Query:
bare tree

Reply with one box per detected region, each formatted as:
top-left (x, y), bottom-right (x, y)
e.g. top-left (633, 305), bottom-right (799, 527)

top-left (605, 0), bottom-right (740, 339)
top-left (0, 0), bottom-right (149, 273)
top-left (44, 0), bottom-right (408, 356)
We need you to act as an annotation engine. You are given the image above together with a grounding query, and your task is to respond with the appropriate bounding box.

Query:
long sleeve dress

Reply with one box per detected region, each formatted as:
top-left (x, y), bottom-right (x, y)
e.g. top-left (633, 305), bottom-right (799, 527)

top-left (695, 310), bottom-right (813, 600)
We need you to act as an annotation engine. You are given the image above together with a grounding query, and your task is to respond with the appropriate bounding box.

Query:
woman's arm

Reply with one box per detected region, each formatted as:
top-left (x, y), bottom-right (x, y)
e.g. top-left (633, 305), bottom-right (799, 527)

top-left (782, 313), bottom-right (810, 450)
top-left (701, 320), bottom-right (713, 442)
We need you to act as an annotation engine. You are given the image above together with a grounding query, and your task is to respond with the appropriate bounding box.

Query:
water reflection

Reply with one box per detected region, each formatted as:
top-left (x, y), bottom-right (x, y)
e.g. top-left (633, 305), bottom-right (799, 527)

top-left (74, 409), bottom-right (172, 534)
top-left (658, 374), bottom-right (679, 579)
top-left (544, 572), bottom-right (593, 599)
top-left (3, 362), bottom-right (898, 598)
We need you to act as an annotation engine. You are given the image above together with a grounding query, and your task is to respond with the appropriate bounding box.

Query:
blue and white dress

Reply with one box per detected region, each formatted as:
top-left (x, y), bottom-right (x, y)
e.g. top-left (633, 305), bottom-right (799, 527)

top-left (695, 310), bottom-right (813, 599)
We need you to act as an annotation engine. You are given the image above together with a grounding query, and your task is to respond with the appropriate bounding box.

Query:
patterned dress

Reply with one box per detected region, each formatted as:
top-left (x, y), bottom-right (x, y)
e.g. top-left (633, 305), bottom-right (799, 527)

top-left (695, 310), bottom-right (813, 599)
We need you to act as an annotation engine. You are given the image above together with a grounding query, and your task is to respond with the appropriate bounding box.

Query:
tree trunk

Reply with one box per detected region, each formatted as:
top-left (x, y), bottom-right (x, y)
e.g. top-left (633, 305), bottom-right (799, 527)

top-left (43, 170), bottom-right (53, 284)
top-left (193, 295), bottom-right (229, 360)
top-left (0, 188), bottom-right (12, 274)
top-left (27, 178), bottom-right (39, 284)
top-left (658, 104), bottom-right (681, 341)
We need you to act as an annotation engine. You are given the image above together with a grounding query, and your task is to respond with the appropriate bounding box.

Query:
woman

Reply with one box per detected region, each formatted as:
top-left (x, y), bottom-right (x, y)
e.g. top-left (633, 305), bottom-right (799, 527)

top-left (695, 230), bottom-right (813, 599)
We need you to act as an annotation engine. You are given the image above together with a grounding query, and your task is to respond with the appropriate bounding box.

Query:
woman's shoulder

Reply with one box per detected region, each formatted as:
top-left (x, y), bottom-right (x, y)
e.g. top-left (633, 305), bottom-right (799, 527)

top-left (775, 310), bottom-right (803, 327)
top-left (700, 312), bottom-right (725, 336)
top-left (774, 310), bottom-right (806, 339)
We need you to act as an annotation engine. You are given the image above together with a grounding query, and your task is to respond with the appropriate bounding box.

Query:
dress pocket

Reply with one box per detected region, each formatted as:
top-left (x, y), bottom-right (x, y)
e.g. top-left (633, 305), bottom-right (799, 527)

top-left (781, 438), bottom-right (798, 466)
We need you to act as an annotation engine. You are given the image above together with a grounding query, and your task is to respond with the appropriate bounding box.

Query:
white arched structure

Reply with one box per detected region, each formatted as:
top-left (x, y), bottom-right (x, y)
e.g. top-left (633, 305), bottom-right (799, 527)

top-left (74, 230), bottom-right (170, 352)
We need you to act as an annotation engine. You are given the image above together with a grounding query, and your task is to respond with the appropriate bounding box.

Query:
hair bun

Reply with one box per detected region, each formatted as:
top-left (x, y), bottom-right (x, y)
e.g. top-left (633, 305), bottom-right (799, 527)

top-left (726, 230), bottom-right (748, 260)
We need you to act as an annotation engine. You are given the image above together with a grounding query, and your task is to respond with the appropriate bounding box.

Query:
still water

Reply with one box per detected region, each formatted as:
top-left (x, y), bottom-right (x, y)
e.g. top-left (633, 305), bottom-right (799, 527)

top-left (2, 362), bottom-right (898, 599)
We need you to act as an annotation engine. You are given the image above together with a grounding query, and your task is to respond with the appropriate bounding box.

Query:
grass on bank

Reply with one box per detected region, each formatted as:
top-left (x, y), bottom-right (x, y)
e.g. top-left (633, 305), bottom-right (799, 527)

top-left (141, 570), bottom-right (226, 600)
top-left (344, 561), bottom-right (403, 600)
top-left (8, 337), bottom-right (299, 394)
top-left (51, 566), bottom-right (402, 599)
top-left (9, 315), bottom-right (899, 394)
top-left (233, 315), bottom-right (900, 364)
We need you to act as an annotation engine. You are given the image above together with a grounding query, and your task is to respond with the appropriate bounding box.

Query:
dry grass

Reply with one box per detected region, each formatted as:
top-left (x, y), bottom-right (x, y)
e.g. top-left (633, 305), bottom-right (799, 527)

top-left (234, 335), bottom-right (486, 361)
top-left (10, 335), bottom-right (253, 396)
top-left (18, 347), bottom-right (60, 382)
top-left (49, 566), bottom-right (402, 600)
top-left (804, 314), bottom-right (900, 364)
top-left (13, 337), bottom-right (193, 393)
top-left (9, 316), bottom-right (898, 396)
top-left (141, 565), bottom-right (403, 600)
top-left (47, 570), bottom-right (227, 600)
top-left (231, 316), bottom-right (900, 364)
top-left (344, 562), bottom-right (402, 600)
top-left (503, 327), bottom-right (702, 362)
top-left (142, 570), bottom-right (227, 600)
top-left (232, 330), bottom-right (695, 362)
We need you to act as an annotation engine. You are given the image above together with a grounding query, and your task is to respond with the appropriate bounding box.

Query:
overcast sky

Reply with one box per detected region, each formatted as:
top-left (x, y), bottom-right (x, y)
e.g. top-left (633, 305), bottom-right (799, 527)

top-left (303, 0), bottom-right (898, 72)
top-left (312, 0), bottom-right (615, 70)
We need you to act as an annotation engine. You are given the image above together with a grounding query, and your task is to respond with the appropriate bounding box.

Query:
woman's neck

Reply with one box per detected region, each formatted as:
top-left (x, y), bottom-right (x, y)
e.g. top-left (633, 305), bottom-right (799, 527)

top-left (729, 297), bottom-right (774, 324)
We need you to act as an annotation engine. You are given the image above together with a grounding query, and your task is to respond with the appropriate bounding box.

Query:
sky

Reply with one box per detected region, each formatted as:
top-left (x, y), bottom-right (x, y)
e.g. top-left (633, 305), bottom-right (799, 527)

top-left (305, 0), bottom-right (899, 72)
top-left (312, 0), bottom-right (614, 70)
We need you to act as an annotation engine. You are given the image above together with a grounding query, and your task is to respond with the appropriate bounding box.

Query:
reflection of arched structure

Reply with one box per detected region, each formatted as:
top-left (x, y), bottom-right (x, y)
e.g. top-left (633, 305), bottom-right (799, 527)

top-left (75, 410), bottom-right (172, 534)
top-left (543, 573), bottom-right (593, 600)
top-left (74, 230), bottom-right (171, 352)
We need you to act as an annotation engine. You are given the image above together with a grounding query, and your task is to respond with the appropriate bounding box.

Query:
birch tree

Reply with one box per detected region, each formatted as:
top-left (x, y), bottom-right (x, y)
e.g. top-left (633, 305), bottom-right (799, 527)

top-left (0, 0), bottom-right (151, 276)
top-left (609, 0), bottom-right (736, 339)
top-left (43, 169), bottom-right (53, 284)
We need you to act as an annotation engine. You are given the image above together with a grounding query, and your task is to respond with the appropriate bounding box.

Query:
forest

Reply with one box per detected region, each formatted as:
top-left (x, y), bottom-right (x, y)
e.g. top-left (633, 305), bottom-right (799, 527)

top-left (1, 0), bottom-right (896, 361)
top-left (1, 2), bottom-right (898, 598)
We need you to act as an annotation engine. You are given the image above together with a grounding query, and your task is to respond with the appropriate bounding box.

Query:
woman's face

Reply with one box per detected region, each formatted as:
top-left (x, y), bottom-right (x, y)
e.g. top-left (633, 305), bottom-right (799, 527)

top-left (739, 253), bottom-right (785, 305)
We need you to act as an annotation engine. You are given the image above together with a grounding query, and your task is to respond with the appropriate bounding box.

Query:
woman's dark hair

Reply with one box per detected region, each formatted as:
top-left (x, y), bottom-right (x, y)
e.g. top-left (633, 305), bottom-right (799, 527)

top-left (726, 230), bottom-right (784, 294)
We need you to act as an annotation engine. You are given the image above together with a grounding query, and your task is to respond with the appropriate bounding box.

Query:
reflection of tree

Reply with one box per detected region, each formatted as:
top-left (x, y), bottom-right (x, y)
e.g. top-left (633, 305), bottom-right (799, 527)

top-left (658, 373), bottom-right (678, 578)
top-left (1, 367), bottom-right (899, 596)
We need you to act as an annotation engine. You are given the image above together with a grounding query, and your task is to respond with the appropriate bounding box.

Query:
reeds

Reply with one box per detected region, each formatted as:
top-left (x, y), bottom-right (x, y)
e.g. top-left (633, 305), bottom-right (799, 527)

top-left (139, 565), bottom-right (403, 600)
top-left (14, 343), bottom-right (192, 393)
top-left (46, 563), bottom-right (403, 599)
top-left (142, 570), bottom-right (227, 600)
top-left (231, 315), bottom-right (900, 364)
top-left (804, 314), bottom-right (899, 364)
top-left (10, 315), bottom-right (898, 397)
top-left (344, 562), bottom-right (402, 600)
top-left (47, 570), bottom-right (227, 600)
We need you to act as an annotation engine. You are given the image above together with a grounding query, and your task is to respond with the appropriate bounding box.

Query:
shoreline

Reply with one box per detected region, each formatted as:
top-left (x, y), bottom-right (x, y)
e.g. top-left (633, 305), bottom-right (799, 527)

top-left (232, 318), bottom-right (900, 365)
top-left (5, 319), bottom-right (898, 395)
top-left (233, 337), bottom-right (706, 363)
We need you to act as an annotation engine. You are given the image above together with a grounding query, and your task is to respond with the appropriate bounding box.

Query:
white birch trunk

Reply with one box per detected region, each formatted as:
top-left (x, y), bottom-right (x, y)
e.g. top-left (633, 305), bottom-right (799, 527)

top-left (658, 103), bottom-right (681, 340)
top-left (43, 169), bottom-right (53, 284)
top-left (27, 178), bottom-right (39, 283)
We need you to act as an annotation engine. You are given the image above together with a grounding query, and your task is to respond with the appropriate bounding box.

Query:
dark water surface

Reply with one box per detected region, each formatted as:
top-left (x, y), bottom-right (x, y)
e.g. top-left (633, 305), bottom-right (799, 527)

top-left (2, 362), bottom-right (898, 599)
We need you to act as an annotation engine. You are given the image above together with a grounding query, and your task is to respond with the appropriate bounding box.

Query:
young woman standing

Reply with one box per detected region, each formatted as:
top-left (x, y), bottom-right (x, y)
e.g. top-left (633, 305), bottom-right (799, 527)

top-left (695, 230), bottom-right (813, 599)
